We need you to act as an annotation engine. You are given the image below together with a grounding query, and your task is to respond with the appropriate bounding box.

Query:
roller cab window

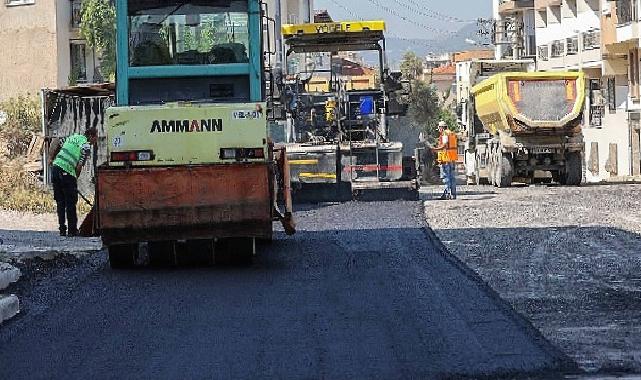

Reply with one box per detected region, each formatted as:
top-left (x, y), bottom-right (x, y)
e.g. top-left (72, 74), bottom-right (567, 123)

top-left (129, 0), bottom-right (249, 67)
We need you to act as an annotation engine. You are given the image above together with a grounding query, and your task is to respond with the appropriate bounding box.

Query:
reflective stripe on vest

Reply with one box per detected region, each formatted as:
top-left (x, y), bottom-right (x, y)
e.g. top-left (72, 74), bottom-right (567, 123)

top-left (53, 134), bottom-right (87, 177)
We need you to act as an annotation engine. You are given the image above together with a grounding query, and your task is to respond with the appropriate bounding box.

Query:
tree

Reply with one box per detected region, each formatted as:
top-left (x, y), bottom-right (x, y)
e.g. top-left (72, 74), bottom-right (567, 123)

top-left (79, 0), bottom-right (116, 81)
top-left (406, 81), bottom-right (459, 142)
top-left (400, 51), bottom-right (424, 81)
top-left (407, 81), bottom-right (439, 134)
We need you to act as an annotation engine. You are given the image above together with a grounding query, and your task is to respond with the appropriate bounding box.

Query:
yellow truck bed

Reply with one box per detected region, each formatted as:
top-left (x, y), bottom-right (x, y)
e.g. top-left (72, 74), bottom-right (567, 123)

top-left (472, 71), bottom-right (585, 136)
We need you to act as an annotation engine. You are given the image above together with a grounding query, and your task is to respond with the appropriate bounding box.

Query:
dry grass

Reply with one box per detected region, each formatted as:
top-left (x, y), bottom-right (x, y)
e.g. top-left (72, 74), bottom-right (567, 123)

top-left (0, 161), bottom-right (93, 215)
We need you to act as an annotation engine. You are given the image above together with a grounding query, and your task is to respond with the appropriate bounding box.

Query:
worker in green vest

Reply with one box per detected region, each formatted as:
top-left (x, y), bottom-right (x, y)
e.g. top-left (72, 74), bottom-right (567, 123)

top-left (47, 128), bottom-right (98, 236)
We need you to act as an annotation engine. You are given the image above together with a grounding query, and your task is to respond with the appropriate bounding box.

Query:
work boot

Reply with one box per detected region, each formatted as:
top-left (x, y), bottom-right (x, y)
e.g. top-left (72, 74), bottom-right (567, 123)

top-left (67, 229), bottom-right (79, 237)
top-left (59, 227), bottom-right (67, 237)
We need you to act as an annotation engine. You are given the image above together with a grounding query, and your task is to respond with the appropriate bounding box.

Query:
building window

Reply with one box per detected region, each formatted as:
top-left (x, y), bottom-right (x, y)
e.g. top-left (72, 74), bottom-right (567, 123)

top-left (538, 45), bottom-right (549, 61)
top-left (589, 79), bottom-right (605, 127)
top-left (71, 0), bottom-right (82, 28)
top-left (616, 0), bottom-right (638, 24)
top-left (582, 30), bottom-right (600, 51)
top-left (551, 40), bottom-right (565, 58)
top-left (566, 36), bottom-right (579, 55)
top-left (525, 35), bottom-right (537, 57)
top-left (629, 49), bottom-right (640, 101)
top-left (606, 77), bottom-right (616, 113)
top-left (5, 0), bottom-right (35, 5)
top-left (70, 43), bottom-right (87, 84)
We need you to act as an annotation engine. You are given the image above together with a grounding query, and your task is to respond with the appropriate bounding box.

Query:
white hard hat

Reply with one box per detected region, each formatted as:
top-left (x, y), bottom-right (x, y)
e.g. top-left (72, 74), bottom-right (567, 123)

top-left (438, 121), bottom-right (447, 128)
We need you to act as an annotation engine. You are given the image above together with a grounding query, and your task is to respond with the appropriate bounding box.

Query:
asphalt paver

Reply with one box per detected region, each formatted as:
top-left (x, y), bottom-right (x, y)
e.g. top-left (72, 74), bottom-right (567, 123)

top-left (0, 201), bottom-right (569, 379)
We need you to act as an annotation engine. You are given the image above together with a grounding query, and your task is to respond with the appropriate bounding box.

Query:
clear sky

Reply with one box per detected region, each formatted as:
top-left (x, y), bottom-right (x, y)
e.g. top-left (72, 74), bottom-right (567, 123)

top-left (313, 0), bottom-right (492, 41)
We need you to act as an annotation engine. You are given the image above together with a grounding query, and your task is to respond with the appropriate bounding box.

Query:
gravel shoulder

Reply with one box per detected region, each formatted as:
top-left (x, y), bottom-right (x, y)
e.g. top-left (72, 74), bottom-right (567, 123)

top-left (424, 184), bottom-right (641, 374)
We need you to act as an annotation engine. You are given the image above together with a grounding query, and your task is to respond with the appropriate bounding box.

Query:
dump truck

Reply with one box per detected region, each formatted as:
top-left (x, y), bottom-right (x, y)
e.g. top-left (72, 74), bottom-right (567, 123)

top-left (471, 71), bottom-right (586, 187)
top-left (95, 0), bottom-right (294, 267)
top-left (455, 60), bottom-right (535, 185)
top-left (271, 20), bottom-right (415, 202)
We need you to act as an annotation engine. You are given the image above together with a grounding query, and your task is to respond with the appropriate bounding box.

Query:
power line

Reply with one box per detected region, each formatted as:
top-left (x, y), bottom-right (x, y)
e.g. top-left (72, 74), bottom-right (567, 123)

top-left (326, 0), bottom-right (441, 43)
top-left (322, 1), bottom-right (478, 50)
top-left (399, 0), bottom-right (476, 23)
top-left (386, 34), bottom-right (438, 48)
top-left (327, 0), bottom-right (362, 20)
top-left (364, 0), bottom-right (457, 36)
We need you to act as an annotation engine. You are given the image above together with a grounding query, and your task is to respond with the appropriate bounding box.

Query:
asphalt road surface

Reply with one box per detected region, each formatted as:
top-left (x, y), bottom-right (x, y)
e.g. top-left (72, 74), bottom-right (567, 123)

top-left (0, 201), bottom-right (570, 379)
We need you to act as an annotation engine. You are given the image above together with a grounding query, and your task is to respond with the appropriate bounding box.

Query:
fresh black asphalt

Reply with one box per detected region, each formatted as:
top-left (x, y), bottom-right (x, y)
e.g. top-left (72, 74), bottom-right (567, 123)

top-left (0, 201), bottom-right (568, 379)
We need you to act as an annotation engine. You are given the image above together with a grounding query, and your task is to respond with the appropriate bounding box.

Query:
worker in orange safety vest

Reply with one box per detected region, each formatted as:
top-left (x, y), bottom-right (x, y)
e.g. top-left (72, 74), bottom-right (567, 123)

top-left (432, 120), bottom-right (458, 200)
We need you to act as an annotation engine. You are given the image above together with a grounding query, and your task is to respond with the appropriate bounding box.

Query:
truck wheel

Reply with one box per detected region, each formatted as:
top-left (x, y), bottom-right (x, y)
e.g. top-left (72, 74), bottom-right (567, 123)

top-left (497, 154), bottom-right (513, 188)
top-left (488, 149), bottom-right (496, 186)
top-left (561, 152), bottom-right (582, 186)
top-left (108, 244), bottom-right (136, 269)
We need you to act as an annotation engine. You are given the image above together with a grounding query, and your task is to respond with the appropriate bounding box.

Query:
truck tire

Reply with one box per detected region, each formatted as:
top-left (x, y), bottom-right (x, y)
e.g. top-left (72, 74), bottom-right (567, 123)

top-left (561, 152), bottom-right (582, 186)
top-left (497, 154), bottom-right (513, 188)
top-left (488, 146), bottom-right (497, 186)
top-left (108, 244), bottom-right (136, 269)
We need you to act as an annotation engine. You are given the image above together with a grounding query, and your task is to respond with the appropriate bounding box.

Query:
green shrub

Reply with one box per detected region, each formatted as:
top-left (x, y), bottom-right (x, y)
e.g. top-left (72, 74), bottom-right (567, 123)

top-left (0, 95), bottom-right (41, 160)
top-left (0, 162), bottom-right (92, 215)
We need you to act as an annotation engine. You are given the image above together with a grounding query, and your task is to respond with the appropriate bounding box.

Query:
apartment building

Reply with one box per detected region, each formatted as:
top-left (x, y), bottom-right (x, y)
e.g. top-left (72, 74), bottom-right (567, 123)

top-left (600, 0), bottom-right (641, 177)
top-left (534, 0), bottom-right (601, 72)
top-left (0, 0), bottom-right (98, 102)
top-left (533, 0), bottom-right (631, 182)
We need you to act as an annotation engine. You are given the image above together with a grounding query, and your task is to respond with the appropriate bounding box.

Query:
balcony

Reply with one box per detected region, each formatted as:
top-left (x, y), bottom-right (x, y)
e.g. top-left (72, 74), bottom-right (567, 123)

top-left (498, 0), bottom-right (535, 16)
top-left (534, 0), bottom-right (561, 11)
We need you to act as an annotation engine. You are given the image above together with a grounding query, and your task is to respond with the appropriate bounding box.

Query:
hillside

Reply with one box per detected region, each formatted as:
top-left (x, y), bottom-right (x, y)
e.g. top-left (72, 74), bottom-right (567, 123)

top-left (384, 23), bottom-right (488, 67)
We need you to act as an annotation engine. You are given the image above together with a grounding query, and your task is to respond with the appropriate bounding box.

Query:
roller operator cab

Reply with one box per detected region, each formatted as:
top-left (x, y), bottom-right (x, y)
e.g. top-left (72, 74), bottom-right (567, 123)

top-left (98, 0), bottom-right (294, 268)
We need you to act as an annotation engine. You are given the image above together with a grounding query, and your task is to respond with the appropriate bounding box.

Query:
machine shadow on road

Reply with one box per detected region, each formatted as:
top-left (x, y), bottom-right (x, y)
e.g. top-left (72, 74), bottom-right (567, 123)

top-left (431, 225), bottom-right (641, 375)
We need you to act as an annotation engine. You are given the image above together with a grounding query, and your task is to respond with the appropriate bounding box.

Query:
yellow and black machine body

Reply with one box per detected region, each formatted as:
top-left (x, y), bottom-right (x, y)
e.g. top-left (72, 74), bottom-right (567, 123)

top-left (273, 20), bottom-right (416, 202)
top-left (471, 71), bottom-right (586, 187)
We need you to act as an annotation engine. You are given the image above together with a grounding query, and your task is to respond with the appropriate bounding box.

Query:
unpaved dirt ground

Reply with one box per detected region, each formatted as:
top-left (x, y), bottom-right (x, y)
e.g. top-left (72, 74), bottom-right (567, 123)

top-left (0, 202), bottom-right (570, 379)
top-left (424, 184), bottom-right (641, 374)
